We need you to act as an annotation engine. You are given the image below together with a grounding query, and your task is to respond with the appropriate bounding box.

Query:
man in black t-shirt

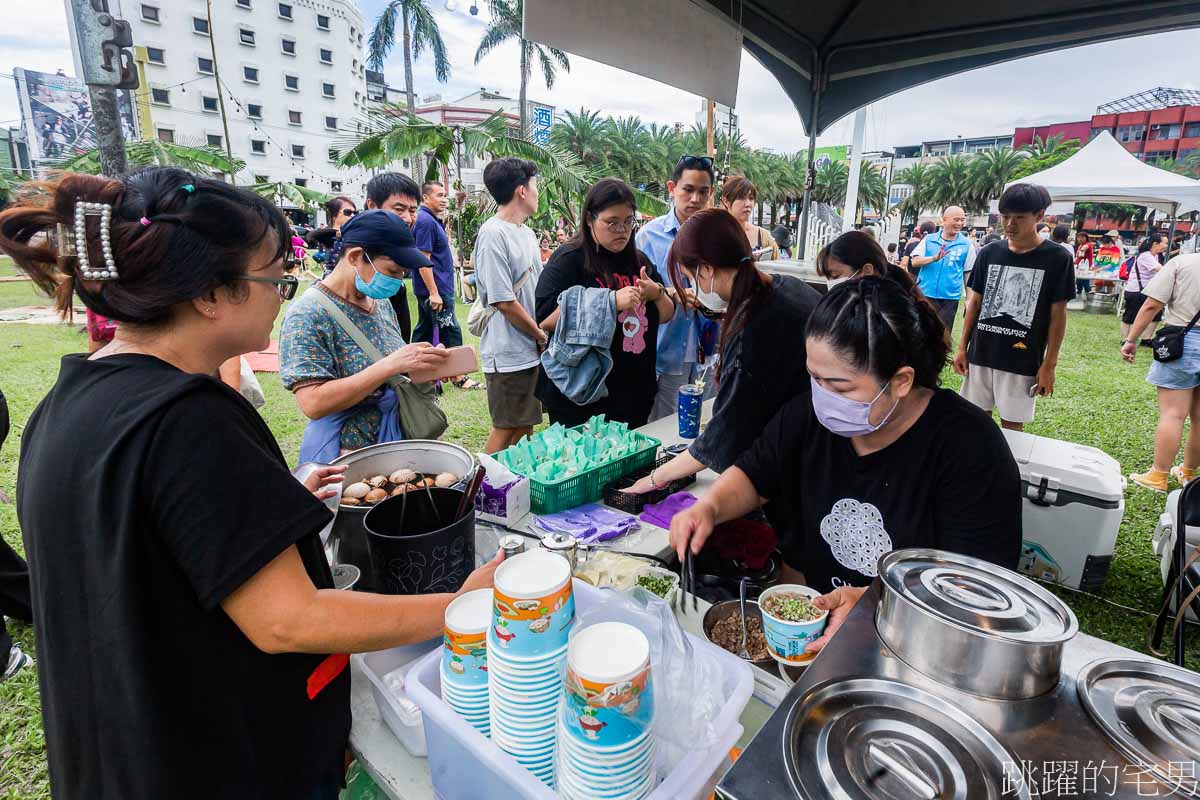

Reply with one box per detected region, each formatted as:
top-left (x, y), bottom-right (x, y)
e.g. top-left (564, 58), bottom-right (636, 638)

top-left (955, 184), bottom-right (1074, 431)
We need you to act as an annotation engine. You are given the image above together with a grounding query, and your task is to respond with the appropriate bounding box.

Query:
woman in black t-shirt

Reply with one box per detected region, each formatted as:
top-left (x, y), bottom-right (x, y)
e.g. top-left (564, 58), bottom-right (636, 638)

top-left (624, 208), bottom-right (820, 492)
top-left (669, 277), bottom-right (1021, 656)
top-left (535, 178), bottom-right (675, 428)
top-left (0, 168), bottom-right (500, 800)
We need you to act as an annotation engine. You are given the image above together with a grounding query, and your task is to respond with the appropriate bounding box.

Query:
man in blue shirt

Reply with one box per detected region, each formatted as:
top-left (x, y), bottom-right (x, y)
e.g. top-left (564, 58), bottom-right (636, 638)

top-left (637, 155), bottom-right (717, 421)
top-left (412, 181), bottom-right (480, 389)
top-left (909, 205), bottom-right (977, 335)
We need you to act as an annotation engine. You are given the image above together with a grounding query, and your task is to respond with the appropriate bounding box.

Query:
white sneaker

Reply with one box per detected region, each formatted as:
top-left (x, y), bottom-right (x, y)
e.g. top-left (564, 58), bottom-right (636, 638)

top-left (2, 645), bottom-right (32, 681)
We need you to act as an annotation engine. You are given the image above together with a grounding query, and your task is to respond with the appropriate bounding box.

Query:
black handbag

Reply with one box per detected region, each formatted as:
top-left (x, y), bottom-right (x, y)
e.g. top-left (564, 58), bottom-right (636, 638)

top-left (1152, 305), bottom-right (1200, 363)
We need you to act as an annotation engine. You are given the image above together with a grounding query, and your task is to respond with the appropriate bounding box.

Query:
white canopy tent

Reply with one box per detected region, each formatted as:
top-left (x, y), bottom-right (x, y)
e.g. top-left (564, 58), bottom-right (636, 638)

top-left (998, 131), bottom-right (1200, 216)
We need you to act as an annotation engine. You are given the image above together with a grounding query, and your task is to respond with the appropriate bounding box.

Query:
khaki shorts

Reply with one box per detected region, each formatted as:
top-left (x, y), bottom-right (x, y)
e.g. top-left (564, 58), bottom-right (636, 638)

top-left (485, 367), bottom-right (543, 429)
top-left (960, 365), bottom-right (1037, 423)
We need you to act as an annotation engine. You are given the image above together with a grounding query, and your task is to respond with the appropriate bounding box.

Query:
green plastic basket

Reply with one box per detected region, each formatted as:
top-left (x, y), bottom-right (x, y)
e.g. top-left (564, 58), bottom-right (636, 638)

top-left (496, 428), bottom-right (661, 514)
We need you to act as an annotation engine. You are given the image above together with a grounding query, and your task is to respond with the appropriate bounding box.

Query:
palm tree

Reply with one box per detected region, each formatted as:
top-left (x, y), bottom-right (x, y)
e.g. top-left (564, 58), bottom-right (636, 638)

top-left (1022, 133), bottom-right (1080, 159)
top-left (51, 138), bottom-right (244, 177)
top-left (368, 2), bottom-right (450, 117)
top-left (245, 180), bottom-right (332, 213)
top-left (604, 117), bottom-right (655, 188)
top-left (475, 0), bottom-right (570, 135)
top-left (893, 163), bottom-right (935, 225)
top-left (852, 164), bottom-right (890, 222)
top-left (812, 160), bottom-right (849, 208)
top-left (927, 154), bottom-right (978, 212)
top-left (970, 146), bottom-right (1028, 203)
top-left (549, 108), bottom-right (607, 168)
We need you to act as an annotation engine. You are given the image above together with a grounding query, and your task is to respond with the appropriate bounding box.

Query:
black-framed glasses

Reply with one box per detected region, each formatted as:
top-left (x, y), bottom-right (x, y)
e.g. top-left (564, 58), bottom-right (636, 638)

top-left (238, 274), bottom-right (299, 300)
top-left (341, 208), bottom-right (357, 218)
top-left (676, 155), bottom-right (714, 172)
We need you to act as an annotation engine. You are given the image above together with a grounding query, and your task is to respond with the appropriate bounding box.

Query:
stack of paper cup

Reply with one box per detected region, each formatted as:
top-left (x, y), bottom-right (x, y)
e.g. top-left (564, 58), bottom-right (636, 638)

top-left (440, 588), bottom-right (492, 737)
top-left (487, 549), bottom-right (576, 787)
top-left (557, 622), bottom-right (656, 800)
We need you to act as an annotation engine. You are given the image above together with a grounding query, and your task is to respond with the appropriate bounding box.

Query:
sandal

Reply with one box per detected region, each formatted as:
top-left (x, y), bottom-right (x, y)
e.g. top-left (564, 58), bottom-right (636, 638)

top-left (453, 377), bottom-right (485, 390)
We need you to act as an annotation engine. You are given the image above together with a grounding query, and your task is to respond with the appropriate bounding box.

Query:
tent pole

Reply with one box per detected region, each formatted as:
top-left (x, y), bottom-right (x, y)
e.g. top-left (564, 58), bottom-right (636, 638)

top-left (1168, 203), bottom-right (1179, 257)
top-left (797, 82), bottom-right (821, 260)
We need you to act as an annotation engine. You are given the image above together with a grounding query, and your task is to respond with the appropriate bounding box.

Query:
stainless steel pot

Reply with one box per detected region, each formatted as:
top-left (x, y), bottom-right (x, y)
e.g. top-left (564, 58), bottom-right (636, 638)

top-left (326, 440), bottom-right (475, 590)
top-left (876, 548), bottom-right (1078, 700)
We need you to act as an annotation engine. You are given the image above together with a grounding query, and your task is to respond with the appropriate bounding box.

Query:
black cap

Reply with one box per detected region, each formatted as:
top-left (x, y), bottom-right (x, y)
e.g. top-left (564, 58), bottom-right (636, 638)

top-left (340, 209), bottom-right (432, 272)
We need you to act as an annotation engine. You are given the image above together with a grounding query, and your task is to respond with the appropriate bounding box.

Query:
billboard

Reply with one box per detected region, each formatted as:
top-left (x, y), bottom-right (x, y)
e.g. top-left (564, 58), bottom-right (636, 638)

top-left (529, 103), bottom-right (554, 145)
top-left (800, 145), bottom-right (848, 167)
top-left (13, 68), bottom-right (137, 164)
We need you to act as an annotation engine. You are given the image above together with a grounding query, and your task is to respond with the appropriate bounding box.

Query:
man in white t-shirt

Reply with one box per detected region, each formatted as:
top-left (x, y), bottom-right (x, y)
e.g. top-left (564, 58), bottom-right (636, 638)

top-left (473, 158), bottom-right (547, 453)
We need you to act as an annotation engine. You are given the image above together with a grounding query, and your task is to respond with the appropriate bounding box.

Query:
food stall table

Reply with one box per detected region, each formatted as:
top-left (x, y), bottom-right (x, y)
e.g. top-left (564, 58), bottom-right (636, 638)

top-left (349, 590), bottom-right (778, 800)
top-left (347, 400), bottom-right (783, 799)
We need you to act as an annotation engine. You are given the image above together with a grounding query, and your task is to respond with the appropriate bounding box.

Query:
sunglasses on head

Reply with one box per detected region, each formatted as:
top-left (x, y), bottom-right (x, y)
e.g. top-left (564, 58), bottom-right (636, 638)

top-left (676, 155), bottom-right (714, 172)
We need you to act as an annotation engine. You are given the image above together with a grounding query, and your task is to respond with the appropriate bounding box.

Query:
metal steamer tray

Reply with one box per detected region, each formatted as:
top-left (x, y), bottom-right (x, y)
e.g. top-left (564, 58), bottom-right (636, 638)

top-left (718, 581), bottom-right (1200, 799)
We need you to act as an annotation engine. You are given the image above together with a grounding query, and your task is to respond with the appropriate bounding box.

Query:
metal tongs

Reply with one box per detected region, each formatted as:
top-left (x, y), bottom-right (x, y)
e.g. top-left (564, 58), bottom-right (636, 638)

top-left (680, 546), bottom-right (698, 614)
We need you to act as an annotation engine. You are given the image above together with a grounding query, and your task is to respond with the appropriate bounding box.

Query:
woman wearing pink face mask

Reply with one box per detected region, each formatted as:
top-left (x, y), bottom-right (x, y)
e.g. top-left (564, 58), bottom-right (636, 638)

top-left (669, 276), bottom-right (1022, 654)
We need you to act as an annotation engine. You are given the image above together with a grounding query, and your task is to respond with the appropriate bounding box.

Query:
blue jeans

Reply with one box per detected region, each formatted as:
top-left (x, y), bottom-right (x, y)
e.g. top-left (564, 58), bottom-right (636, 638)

top-left (413, 296), bottom-right (463, 348)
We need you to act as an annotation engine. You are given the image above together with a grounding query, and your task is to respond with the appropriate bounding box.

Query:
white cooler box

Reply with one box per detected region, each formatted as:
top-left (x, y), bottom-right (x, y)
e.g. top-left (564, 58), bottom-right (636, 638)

top-left (1152, 489), bottom-right (1200, 621)
top-left (1002, 430), bottom-right (1125, 591)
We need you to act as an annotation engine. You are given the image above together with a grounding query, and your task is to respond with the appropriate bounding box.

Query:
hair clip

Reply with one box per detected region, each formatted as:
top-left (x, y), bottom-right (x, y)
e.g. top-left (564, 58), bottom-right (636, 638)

top-left (55, 222), bottom-right (76, 259)
top-left (74, 200), bottom-right (118, 280)
top-left (139, 217), bottom-right (152, 226)
top-left (180, 184), bottom-right (195, 193)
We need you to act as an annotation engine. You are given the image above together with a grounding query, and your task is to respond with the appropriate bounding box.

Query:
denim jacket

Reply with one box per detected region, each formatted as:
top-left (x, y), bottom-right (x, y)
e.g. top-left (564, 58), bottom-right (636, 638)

top-left (540, 285), bottom-right (617, 406)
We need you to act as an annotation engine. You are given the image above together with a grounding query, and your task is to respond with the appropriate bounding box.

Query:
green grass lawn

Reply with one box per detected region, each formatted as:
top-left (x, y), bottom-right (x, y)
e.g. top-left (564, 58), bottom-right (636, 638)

top-left (0, 282), bottom-right (1197, 797)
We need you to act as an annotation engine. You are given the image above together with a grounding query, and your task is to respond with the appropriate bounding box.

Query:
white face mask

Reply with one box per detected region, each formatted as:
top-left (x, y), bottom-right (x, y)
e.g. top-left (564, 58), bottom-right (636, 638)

top-left (827, 268), bottom-right (861, 289)
top-left (695, 270), bottom-right (728, 313)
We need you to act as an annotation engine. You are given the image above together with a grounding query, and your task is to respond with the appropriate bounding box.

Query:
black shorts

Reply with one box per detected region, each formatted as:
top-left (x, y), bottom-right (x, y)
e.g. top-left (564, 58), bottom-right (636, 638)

top-left (1122, 291), bottom-right (1163, 326)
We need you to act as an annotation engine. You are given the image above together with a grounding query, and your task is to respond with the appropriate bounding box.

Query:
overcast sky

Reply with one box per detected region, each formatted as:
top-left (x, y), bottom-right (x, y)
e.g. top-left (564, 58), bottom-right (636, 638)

top-left (4, 2), bottom-right (1200, 157)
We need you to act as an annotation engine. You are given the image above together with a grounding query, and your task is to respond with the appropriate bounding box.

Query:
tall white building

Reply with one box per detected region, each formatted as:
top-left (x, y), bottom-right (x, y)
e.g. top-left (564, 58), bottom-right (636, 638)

top-left (64, 0), bottom-right (371, 203)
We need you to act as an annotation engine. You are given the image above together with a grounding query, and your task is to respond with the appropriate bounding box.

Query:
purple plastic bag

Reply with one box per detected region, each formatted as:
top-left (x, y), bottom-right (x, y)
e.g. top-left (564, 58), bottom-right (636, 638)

top-left (532, 504), bottom-right (641, 544)
top-left (639, 492), bottom-right (699, 529)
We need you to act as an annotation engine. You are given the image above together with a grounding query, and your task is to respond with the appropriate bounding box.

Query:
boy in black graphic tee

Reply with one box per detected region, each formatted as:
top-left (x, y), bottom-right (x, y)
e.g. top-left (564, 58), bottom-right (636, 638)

top-left (955, 184), bottom-right (1074, 431)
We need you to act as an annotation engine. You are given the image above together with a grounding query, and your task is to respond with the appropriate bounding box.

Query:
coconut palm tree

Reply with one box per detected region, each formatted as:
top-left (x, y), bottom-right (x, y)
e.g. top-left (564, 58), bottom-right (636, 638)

top-left (855, 164), bottom-right (890, 221)
top-left (367, 2), bottom-right (450, 118)
top-left (475, 0), bottom-right (570, 135)
top-left (245, 181), bottom-right (332, 213)
top-left (1021, 133), bottom-right (1080, 159)
top-left (549, 108), bottom-right (607, 168)
top-left (51, 138), bottom-right (245, 177)
top-left (970, 146), bottom-right (1029, 203)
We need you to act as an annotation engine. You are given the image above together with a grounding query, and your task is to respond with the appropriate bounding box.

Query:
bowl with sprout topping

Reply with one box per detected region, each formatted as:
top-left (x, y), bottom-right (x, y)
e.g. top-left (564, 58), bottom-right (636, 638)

top-left (758, 584), bottom-right (828, 666)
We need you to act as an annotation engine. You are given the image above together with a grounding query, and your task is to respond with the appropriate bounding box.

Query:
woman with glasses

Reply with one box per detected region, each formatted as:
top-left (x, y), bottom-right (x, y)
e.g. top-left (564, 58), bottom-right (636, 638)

top-left (280, 209), bottom-right (451, 463)
top-left (720, 175), bottom-right (779, 261)
top-left (534, 178), bottom-right (675, 427)
top-left (624, 208), bottom-right (820, 494)
top-left (0, 168), bottom-right (500, 800)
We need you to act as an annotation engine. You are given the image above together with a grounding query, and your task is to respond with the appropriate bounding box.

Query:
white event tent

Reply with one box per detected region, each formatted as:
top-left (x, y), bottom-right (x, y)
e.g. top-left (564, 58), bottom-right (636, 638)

top-left (1001, 131), bottom-right (1200, 219)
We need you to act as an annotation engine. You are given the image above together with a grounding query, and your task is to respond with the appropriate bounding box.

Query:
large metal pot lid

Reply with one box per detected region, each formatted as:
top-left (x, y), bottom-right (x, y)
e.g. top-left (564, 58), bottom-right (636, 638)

top-left (784, 677), bottom-right (1029, 800)
top-left (1077, 658), bottom-right (1200, 796)
top-left (879, 548), bottom-right (1077, 645)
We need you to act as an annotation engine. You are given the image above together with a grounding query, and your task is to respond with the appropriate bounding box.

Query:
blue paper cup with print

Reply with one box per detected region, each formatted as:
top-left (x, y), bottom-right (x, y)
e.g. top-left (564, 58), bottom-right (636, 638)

top-left (562, 622), bottom-right (654, 749)
top-left (758, 584), bottom-right (829, 667)
top-left (442, 589), bottom-right (492, 689)
top-left (678, 384), bottom-right (703, 438)
top-left (491, 550), bottom-right (575, 659)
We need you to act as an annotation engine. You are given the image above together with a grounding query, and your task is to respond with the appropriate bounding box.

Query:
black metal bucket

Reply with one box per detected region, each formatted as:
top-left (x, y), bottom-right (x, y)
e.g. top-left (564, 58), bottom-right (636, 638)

top-left (363, 487), bottom-right (475, 595)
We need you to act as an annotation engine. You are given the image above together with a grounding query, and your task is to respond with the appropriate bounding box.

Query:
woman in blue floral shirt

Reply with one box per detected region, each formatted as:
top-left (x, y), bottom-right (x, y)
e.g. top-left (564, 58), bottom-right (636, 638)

top-left (280, 210), bottom-right (449, 462)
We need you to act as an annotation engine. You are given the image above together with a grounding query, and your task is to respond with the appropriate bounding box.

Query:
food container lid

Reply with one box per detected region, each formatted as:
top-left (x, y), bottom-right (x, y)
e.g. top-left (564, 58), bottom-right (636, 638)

top-left (784, 677), bottom-right (1030, 799)
top-left (1077, 657), bottom-right (1200, 789)
top-left (879, 548), bottom-right (1077, 645)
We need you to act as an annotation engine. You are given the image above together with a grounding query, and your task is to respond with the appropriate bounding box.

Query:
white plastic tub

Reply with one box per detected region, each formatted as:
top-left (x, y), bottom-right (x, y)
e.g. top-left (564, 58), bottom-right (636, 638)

top-left (354, 638), bottom-right (441, 757)
top-left (406, 580), bottom-right (753, 800)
